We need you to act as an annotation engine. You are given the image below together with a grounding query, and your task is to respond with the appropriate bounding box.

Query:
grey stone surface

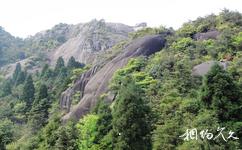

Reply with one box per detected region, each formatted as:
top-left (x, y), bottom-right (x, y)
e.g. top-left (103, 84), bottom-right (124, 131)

top-left (192, 61), bottom-right (229, 76)
top-left (194, 30), bottom-right (220, 40)
top-left (61, 35), bottom-right (166, 122)
top-left (50, 20), bottom-right (135, 65)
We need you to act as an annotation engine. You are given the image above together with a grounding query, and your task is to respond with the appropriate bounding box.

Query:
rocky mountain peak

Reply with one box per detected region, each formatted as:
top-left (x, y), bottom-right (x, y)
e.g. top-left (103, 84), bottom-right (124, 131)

top-left (134, 22), bottom-right (147, 31)
top-left (49, 19), bottom-right (135, 65)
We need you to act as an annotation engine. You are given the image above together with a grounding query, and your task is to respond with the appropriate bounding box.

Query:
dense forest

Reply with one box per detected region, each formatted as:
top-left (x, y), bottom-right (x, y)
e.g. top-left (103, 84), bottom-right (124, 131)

top-left (0, 9), bottom-right (242, 150)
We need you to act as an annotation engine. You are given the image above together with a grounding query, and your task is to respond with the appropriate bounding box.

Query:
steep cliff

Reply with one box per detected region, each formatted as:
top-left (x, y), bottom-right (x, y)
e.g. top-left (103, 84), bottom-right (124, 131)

top-left (61, 35), bottom-right (166, 122)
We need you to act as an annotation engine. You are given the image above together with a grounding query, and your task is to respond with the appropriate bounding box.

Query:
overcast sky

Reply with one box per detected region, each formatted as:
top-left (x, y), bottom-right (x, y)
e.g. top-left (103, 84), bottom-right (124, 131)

top-left (1, 0), bottom-right (242, 38)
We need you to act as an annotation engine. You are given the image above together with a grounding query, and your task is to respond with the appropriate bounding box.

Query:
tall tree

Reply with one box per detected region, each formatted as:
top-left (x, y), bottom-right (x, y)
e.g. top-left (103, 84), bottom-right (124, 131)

top-left (55, 57), bottom-right (65, 73)
top-left (76, 114), bottom-right (99, 149)
top-left (41, 64), bottom-right (49, 77)
top-left (41, 64), bottom-right (53, 79)
top-left (36, 84), bottom-right (48, 101)
top-left (28, 84), bottom-right (49, 131)
top-left (15, 71), bottom-right (26, 86)
top-left (22, 75), bottom-right (35, 110)
top-left (12, 63), bottom-right (21, 82)
top-left (112, 77), bottom-right (151, 150)
top-left (93, 100), bottom-right (112, 145)
top-left (1, 80), bottom-right (12, 96)
top-left (55, 122), bottom-right (78, 150)
top-left (67, 56), bottom-right (84, 69)
top-left (0, 119), bottom-right (14, 150)
top-left (67, 56), bottom-right (77, 69)
top-left (201, 63), bottom-right (242, 121)
top-left (28, 98), bottom-right (49, 131)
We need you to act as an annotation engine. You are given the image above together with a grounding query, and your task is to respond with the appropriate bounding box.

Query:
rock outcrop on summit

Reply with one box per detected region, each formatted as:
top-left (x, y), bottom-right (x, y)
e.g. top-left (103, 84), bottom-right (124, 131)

top-left (50, 20), bottom-right (135, 65)
top-left (0, 20), bottom-right (135, 77)
top-left (61, 35), bottom-right (166, 122)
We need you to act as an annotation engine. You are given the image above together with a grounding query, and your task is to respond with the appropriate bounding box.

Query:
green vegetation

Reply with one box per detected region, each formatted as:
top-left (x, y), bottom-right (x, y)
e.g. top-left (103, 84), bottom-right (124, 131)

top-left (76, 114), bottom-right (99, 149)
top-left (0, 55), bottom-right (85, 149)
top-left (112, 77), bottom-right (152, 150)
top-left (22, 75), bottom-right (35, 111)
top-left (0, 119), bottom-right (14, 149)
top-left (0, 9), bottom-right (241, 150)
top-left (0, 23), bottom-right (73, 68)
top-left (0, 27), bottom-right (25, 67)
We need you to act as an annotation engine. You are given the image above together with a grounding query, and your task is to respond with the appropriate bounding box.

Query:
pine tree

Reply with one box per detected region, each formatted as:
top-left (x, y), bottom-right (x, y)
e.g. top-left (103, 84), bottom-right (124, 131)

top-left (13, 63), bottom-right (21, 82)
top-left (15, 71), bottom-right (26, 85)
top-left (1, 80), bottom-right (12, 96)
top-left (67, 56), bottom-right (84, 69)
top-left (67, 56), bottom-right (76, 68)
top-left (55, 57), bottom-right (65, 73)
top-left (0, 119), bottom-right (14, 150)
top-left (28, 84), bottom-right (49, 131)
top-left (41, 64), bottom-right (49, 77)
top-left (28, 98), bottom-right (49, 131)
top-left (93, 100), bottom-right (112, 145)
top-left (41, 64), bottom-right (53, 79)
top-left (36, 84), bottom-right (48, 101)
top-left (55, 122), bottom-right (78, 150)
top-left (201, 63), bottom-right (242, 121)
top-left (112, 77), bottom-right (151, 150)
top-left (22, 75), bottom-right (35, 110)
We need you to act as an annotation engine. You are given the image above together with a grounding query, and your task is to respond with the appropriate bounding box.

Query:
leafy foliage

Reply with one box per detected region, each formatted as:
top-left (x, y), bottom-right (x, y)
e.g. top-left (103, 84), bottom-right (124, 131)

top-left (0, 119), bottom-right (14, 150)
top-left (76, 114), bottom-right (99, 150)
top-left (201, 64), bottom-right (242, 121)
top-left (112, 77), bottom-right (152, 150)
top-left (0, 9), bottom-right (242, 150)
top-left (22, 75), bottom-right (35, 110)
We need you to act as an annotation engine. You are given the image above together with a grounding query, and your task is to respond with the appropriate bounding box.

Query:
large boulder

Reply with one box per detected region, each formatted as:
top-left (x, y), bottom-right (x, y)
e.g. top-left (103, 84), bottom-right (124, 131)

top-left (192, 61), bottom-right (229, 76)
top-left (61, 35), bottom-right (166, 122)
top-left (193, 30), bottom-right (220, 40)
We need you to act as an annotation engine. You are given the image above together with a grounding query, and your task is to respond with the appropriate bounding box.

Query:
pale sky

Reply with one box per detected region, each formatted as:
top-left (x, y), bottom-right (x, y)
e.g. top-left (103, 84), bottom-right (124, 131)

top-left (0, 0), bottom-right (242, 38)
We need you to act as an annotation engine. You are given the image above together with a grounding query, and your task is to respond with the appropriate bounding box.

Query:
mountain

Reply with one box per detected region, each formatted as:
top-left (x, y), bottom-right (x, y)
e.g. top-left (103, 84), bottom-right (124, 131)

top-left (49, 19), bottom-right (135, 65)
top-left (0, 27), bottom-right (25, 67)
top-left (24, 23), bottom-right (77, 53)
top-left (61, 35), bottom-right (166, 121)
top-left (0, 10), bottom-right (242, 150)
top-left (0, 19), bottom-right (140, 77)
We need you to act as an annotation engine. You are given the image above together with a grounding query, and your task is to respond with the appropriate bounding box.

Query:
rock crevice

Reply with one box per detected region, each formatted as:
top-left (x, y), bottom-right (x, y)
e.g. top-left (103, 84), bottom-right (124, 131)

top-left (60, 65), bottom-right (100, 112)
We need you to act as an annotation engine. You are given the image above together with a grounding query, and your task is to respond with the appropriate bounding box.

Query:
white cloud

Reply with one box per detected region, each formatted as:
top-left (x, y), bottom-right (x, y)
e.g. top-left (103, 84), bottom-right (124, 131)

top-left (0, 0), bottom-right (242, 38)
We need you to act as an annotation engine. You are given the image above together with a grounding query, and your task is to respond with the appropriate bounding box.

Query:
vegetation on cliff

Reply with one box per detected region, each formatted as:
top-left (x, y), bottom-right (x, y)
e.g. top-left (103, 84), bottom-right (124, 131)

top-left (0, 9), bottom-right (241, 150)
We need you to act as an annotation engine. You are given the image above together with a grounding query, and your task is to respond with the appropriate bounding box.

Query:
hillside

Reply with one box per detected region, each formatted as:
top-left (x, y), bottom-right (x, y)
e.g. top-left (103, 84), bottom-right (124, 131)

top-left (61, 35), bottom-right (166, 122)
top-left (0, 19), bottom-right (137, 77)
top-left (0, 27), bottom-right (25, 67)
top-left (0, 9), bottom-right (241, 150)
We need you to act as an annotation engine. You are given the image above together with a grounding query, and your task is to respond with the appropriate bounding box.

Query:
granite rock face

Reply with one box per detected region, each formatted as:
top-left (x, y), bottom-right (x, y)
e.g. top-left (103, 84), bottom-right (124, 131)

top-left (50, 19), bottom-right (135, 65)
top-left (1, 20), bottom-right (135, 77)
top-left (61, 35), bottom-right (166, 122)
top-left (60, 65), bottom-right (100, 112)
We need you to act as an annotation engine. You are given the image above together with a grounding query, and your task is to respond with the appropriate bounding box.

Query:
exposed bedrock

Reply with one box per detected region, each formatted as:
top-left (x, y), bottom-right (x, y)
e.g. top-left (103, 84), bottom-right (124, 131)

top-left (61, 35), bottom-right (166, 122)
top-left (193, 30), bottom-right (220, 40)
top-left (192, 61), bottom-right (229, 76)
top-left (60, 65), bottom-right (100, 112)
